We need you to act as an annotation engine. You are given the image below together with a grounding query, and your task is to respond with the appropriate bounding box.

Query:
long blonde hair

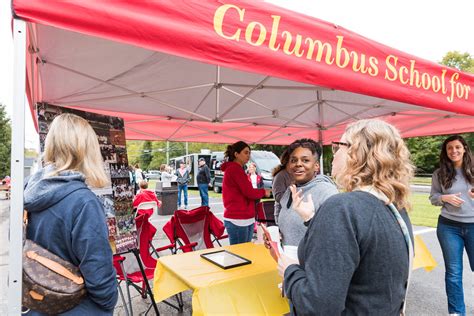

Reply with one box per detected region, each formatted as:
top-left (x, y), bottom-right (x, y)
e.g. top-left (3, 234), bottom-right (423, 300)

top-left (44, 113), bottom-right (109, 188)
top-left (336, 119), bottom-right (414, 210)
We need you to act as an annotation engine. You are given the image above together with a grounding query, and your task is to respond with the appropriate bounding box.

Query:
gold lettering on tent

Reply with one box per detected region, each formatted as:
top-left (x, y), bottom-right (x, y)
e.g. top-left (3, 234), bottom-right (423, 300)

top-left (245, 22), bottom-right (266, 46)
top-left (214, 4), bottom-right (244, 41)
top-left (213, 4), bottom-right (472, 103)
top-left (282, 31), bottom-right (305, 57)
top-left (269, 15), bottom-right (281, 51)
top-left (304, 38), bottom-right (334, 64)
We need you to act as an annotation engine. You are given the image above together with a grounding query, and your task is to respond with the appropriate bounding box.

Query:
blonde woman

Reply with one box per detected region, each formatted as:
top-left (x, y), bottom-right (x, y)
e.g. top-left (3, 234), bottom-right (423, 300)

top-left (278, 119), bottom-right (414, 315)
top-left (24, 113), bottom-right (118, 315)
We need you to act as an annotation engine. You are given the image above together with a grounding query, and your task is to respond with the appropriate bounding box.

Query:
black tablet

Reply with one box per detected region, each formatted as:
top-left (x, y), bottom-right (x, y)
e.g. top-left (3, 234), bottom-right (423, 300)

top-left (200, 250), bottom-right (252, 269)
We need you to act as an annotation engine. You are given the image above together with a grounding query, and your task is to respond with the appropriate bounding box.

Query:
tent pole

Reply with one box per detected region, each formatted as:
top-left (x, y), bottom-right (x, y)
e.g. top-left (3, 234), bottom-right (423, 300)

top-left (215, 65), bottom-right (220, 120)
top-left (8, 19), bottom-right (27, 315)
top-left (317, 91), bottom-right (324, 175)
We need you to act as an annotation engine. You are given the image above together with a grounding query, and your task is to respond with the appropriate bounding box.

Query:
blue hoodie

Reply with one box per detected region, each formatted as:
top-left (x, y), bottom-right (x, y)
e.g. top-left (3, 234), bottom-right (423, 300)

top-left (24, 165), bottom-right (118, 315)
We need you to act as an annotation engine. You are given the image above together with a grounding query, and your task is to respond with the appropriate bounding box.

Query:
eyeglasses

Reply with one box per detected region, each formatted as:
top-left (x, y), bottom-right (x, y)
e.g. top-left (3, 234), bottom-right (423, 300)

top-left (331, 141), bottom-right (350, 154)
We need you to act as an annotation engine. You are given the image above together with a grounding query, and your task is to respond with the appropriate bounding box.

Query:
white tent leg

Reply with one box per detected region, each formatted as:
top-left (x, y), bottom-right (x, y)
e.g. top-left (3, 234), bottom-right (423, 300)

top-left (8, 19), bottom-right (27, 315)
top-left (317, 92), bottom-right (324, 175)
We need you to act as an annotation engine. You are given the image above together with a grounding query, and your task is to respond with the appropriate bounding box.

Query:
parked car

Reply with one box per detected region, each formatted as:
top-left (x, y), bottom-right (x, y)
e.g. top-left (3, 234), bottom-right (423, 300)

top-left (145, 170), bottom-right (161, 180)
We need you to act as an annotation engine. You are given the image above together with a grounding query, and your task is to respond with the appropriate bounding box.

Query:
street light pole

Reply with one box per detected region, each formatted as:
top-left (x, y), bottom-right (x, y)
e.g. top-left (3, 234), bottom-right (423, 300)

top-left (166, 141), bottom-right (169, 164)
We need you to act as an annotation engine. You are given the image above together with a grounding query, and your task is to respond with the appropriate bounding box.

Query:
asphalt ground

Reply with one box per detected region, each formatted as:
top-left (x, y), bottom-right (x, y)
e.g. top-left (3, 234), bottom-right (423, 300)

top-left (1, 190), bottom-right (473, 315)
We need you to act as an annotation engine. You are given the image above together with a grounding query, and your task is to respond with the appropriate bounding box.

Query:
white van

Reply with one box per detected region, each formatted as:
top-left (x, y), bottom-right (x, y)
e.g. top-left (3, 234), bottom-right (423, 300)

top-left (211, 150), bottom-right (280, 193)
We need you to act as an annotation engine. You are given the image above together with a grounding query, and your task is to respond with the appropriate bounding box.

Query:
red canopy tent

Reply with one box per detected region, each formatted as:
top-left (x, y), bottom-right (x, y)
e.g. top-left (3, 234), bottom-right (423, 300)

top-left (12, 0), bottom-right (474, 145)
top-left (8, 0), bottom-right (474, 313)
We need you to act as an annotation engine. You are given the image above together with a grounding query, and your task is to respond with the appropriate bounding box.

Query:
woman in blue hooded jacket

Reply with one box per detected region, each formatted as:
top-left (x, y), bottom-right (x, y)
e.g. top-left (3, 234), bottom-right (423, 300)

top-left (24, 113), bottom-right (118, 315)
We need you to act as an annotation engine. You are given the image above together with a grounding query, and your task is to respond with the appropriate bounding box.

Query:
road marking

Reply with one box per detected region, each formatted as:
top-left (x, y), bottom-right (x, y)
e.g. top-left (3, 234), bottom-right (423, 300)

top-left (414, 228), bottom-right (436, 235)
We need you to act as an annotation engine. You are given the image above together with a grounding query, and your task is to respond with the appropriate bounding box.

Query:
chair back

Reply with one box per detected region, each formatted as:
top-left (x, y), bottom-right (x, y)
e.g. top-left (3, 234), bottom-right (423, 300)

top-left (114, 213), bottom-right (158, 277)
top-left (256, 200), bottom-right (276, 226)
top-left (163, 206), bottom-right (225, 252)
top-left (136, 201), bottom-right (158, 218)
top-left (135, 213), bottom-right (158, 270)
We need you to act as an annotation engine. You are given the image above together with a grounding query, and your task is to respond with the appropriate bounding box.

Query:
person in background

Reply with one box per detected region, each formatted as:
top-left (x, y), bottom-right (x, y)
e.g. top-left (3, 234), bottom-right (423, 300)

top-left (197, 158), bottom-right (211, 206)
top-left (1, 175), bottom-right (11, 200)
top-left (221, 141), bottom-right (271, 244)
top-left (24, 113), bottom-right (118, 315)
top-left (272, 148), bottom-right (293, 224)
top-left (175, 160), bottom-right (191, 209)
top-left (278, 138), bottom-right (338, 247)
top-left (279, 119), bottom-right (414, 315)
top-left (430, 135), bottom-right (474, 316)
top-left (134, 163), bottom-right (144, 183)
top-left (129, 166), bottom-right (137, 194)
top-left (133, 180), bottom-right (162, 217)
top-left (160, 164), bottom-right (173, 186)
top-left (247, 162), bottom-right (264, 189)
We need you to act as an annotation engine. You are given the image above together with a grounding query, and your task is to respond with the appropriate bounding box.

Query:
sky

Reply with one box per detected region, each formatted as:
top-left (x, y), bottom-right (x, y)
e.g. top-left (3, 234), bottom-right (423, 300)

top-left (1, 0), bottom-right (473, 148)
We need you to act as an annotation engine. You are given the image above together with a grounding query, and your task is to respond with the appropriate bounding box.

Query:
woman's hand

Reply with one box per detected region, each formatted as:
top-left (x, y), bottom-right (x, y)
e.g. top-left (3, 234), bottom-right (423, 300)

top-left (441, 193), bottom-right (465, 207)
top-left (277, 253), bottom-right (298, 277)
top-left (289, 185), bottom-right (315, 222)
top-left (264, 188), bottom-right (272, 197)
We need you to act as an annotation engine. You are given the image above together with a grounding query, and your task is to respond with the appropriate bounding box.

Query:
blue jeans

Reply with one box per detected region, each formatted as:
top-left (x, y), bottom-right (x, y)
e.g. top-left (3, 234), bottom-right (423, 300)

top-left (177, 184), bottom-right (188, 207)
top-left (198, 183), bottom-right (209, 206)
top-left (437, 216), bottom-right (474, 315)
top-left (224, 221), bottom-right (254, 245)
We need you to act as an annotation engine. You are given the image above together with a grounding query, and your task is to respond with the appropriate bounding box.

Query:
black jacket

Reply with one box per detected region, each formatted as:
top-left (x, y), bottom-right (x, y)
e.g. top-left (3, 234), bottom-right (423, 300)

top-left (197, 165), bottom-right (211, 185)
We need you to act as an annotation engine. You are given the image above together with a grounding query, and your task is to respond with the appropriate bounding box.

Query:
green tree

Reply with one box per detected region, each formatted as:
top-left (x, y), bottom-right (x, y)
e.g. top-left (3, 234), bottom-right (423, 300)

top-left (253, 144), bottom-right (286, 158)
top-left (404, 51), bottom-right (474, 175)
top-left (440, 51), bottom-right (474, 73)
top-left (0, 104), bottom-right (11, 177)
top-left (140, 141), bottom-right (153, 170)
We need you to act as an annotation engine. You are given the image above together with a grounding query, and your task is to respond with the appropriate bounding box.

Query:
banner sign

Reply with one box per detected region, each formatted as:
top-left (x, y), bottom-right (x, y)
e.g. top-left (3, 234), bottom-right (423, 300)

top-left (37, 103), bottom-right (137, 254)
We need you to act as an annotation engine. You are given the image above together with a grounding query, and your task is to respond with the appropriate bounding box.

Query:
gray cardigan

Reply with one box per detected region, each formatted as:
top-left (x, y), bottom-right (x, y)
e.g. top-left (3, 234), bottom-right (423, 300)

top-left (284, 191), bottom-right (413, 315)
top-left (278, 175), bottom-right (338, 246)
top-left (430, 168), bottom-right (474, 223)
top-left (272, 169), bottom-right (293, 224)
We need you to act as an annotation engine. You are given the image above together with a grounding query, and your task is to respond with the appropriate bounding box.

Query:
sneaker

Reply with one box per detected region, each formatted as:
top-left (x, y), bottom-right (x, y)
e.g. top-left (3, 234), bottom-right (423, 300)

top-left (184, 205), bottom-right (188, 209)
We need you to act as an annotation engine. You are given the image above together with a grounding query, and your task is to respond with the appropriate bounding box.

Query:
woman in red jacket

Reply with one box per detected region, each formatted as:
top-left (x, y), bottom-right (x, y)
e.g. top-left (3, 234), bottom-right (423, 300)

top-left (221, 141), bottom-right (271, 244)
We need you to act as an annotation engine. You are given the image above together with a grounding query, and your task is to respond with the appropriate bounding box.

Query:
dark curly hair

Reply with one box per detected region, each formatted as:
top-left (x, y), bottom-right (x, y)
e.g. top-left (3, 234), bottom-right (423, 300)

top-left (438, 135), bottom-right (473, 189)
top-left (287, 138), bottom-right (321, 161)
top-left (224, 141), bottom-right (250, 162)
top-left (272, 147), bottom-right (291, 177)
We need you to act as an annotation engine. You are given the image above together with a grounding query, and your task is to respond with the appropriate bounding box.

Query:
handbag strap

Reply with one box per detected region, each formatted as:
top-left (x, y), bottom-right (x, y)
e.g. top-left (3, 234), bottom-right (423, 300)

top-left (387, 203), bottom-right (413, 316)
top-left (25, 251), bottom-right (84, 285)
top-left (22, 210), bottom-right (84, 285)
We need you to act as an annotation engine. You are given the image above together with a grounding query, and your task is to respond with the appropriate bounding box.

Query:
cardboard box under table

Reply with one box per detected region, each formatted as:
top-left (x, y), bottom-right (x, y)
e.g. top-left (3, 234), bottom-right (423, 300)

top-left (153, 243), bottom-right (290, 315)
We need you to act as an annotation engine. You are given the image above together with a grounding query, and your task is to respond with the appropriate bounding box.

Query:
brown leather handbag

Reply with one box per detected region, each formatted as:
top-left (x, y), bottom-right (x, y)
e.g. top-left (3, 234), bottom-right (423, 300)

top-left (22, 212), bottom-right (87, 314)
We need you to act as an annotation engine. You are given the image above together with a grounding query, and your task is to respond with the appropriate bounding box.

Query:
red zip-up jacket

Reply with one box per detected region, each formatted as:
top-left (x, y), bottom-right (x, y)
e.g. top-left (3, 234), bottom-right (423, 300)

top-left (221, 161), bottom-right (265, 220)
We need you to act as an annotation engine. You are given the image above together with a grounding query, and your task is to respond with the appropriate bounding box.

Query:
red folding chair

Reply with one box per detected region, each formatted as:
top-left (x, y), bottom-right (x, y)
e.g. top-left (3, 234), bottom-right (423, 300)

top-left (114, 213), bottom-right (180, 315)
top-left (256, 200), bottom-right (276, 227)
top-left (162, 206), bottom-right (228, 253)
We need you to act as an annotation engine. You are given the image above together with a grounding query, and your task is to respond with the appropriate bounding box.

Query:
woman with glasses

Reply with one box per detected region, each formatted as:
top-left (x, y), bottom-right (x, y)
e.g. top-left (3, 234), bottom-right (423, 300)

top-left (278, 119), bottom-right (414, 315)
top-left (277, 138), bottom-right (338, 247)
top-left (430, 135), bottom-right (474, 316)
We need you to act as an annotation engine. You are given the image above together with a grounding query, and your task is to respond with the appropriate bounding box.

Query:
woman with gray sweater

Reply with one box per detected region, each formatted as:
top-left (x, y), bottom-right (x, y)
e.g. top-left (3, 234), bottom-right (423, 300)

top-left (430, 135), bottom-right (474, 316)
top-left (278, 119), bottom-right (414, 315)
top-left (277, 139), bottom-right (338, 247)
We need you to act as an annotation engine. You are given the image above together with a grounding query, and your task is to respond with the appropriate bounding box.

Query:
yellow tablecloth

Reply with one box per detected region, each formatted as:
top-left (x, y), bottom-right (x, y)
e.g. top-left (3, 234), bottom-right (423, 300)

top-left (413, 235), bottom-right (437, 271)
top-left (153, 243), bottom-right (290, 315)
